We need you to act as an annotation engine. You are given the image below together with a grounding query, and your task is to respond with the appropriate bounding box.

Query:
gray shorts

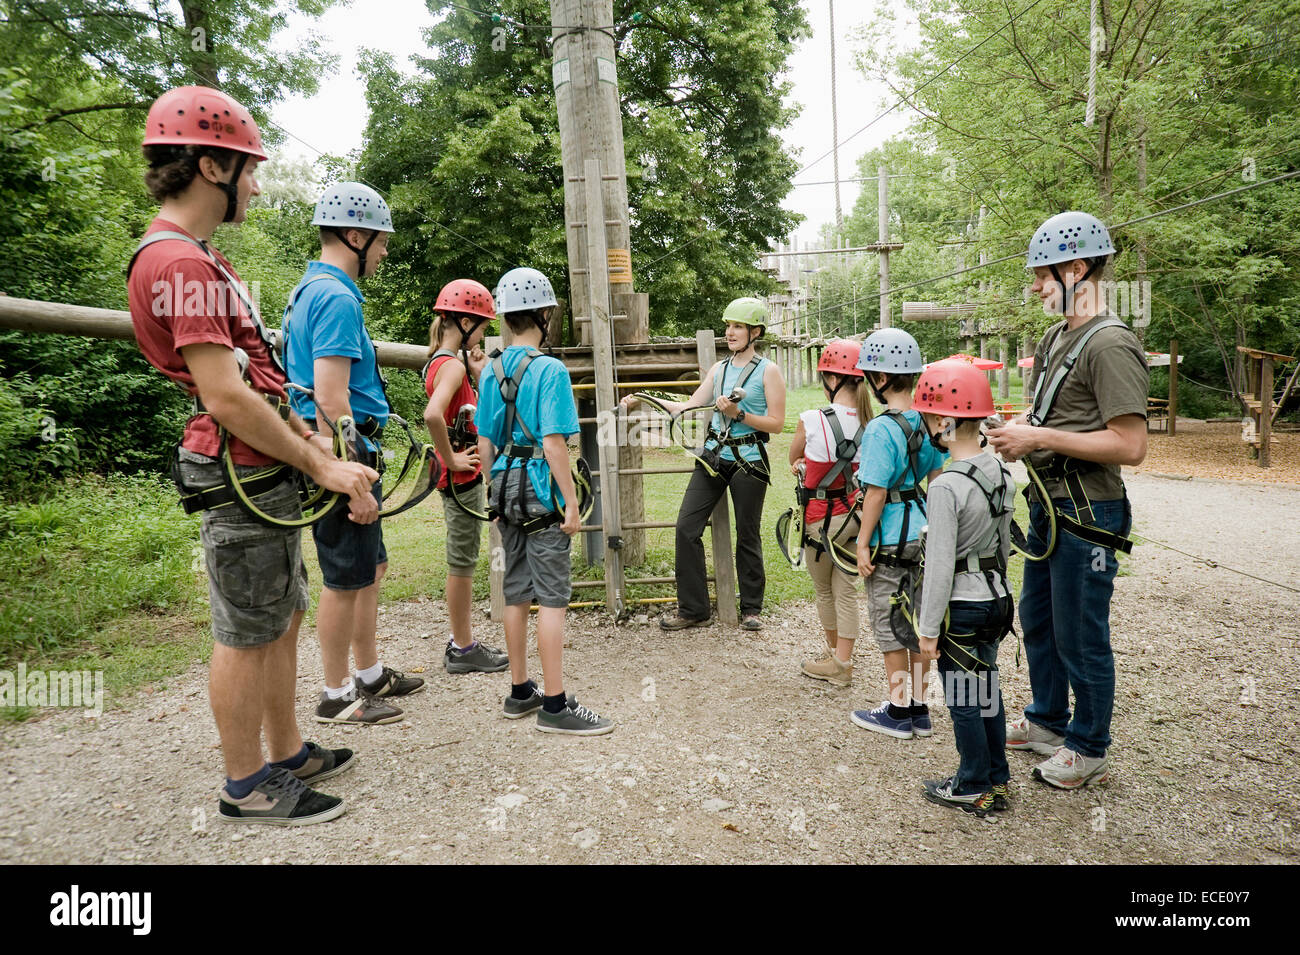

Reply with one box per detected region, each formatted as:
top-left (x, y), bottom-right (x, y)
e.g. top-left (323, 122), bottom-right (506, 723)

top-left (179, 457), bottom-right (310, 649)
top-left (494, 467), bottom-right (571, 609)
top-left (865, 538), bottom-right (923, 653)
top-left (441, 477), bottom-right (485, 576)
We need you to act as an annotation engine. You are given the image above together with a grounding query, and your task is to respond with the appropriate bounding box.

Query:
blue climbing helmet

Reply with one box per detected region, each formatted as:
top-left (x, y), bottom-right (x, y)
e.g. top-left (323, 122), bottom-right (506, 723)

top-left (1027, 211), bottom-right (1115, 314)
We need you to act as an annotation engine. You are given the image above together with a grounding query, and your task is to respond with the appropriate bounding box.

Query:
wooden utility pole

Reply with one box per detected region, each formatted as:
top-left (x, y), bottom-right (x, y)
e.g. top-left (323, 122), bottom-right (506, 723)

top-left (828, 1), bottom-right (843, 234)
top-left (878, 165), bottom-right (891, 327)
top-left (551, 0), bottom-right (647, 566)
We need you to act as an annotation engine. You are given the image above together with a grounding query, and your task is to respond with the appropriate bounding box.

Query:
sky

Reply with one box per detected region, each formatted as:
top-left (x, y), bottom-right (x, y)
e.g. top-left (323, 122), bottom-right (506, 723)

top-left (271, 1), bottom-right (918, 247)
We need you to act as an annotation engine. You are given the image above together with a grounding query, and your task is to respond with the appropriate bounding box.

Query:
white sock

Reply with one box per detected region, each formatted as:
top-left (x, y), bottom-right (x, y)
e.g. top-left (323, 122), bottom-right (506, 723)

top-left (355, 661), bottom-right (384, 686)
top-left (325, 682), bottom-right (354, 701)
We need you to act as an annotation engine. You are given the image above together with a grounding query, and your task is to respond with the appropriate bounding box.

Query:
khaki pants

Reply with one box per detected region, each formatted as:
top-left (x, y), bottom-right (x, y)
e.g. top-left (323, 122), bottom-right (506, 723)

top-left (803, 510), bottom-right (860, 638)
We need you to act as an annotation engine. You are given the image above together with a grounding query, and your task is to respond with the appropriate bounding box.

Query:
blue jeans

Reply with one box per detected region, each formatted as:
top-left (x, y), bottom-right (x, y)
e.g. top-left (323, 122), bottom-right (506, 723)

top-left (938, 600), bottom-right (1008, 794)
top-left (1019, 496), bottom-right (1132, 758)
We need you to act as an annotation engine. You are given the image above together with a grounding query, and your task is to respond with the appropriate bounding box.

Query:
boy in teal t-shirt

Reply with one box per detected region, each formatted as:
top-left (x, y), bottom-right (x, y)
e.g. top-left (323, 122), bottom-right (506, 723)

top-left (850, 329), bottom-right (947, 742)
top-left (477, 267), bottom-right (613, 737)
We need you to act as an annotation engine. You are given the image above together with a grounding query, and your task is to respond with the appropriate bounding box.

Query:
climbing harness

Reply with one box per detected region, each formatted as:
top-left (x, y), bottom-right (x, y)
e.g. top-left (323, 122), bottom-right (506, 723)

top-left (700, 356), bottom-right (771, 483)
top-left (888, 462), bottom-right (1018, 668)
top-left (484, 347), bottom-right (594, 534)
top-left (775, 465), bottom-right (807, 570)
top-left (1013, 315), bottom-right (1136, 561)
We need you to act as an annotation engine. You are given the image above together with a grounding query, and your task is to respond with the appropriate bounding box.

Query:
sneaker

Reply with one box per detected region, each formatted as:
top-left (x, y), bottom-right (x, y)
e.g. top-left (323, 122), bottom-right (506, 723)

top-left (659, 611), bottom-right (709, 631)
top-left (444, 640), bottom-right (510, 674)
top-left (850, 701), bottom-right (914, 740)
top-left (536, 697), bottom-right (615, 736)
top-left (503, 682), bottom-right (544, 720)
top-left (800, 654), bottom-right (853, 687)
top-left (1032, 747), bottom-right (1110, 790)
top-left (218, 767), bottom-right (346, 826)
top-left (922, 776), bottom-right (995, 817)
top-left (315, 690), bottom-right (404, 725)
top-left (911, 707), bottom-right (933, 738)
top-left (290, 742), bottom-right (356, 785)
top-left (357, 666), bottom-right (425, 698)
top-left (990, 783), bottom-right (1009, 811)
top-left (1005, 715), bottom-right (1065, 756)
top-left (740, 614), bottom-right (763, 631)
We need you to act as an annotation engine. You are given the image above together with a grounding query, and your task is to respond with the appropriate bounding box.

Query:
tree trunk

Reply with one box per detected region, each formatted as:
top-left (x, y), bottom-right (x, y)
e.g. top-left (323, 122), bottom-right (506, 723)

top-left (182, 3), bottom-right (219, 87)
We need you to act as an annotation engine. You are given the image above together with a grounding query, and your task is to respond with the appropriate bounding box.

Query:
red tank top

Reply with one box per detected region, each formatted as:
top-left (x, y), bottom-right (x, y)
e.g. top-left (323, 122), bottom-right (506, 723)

top-left (424, 353), bottom-right (481, 489)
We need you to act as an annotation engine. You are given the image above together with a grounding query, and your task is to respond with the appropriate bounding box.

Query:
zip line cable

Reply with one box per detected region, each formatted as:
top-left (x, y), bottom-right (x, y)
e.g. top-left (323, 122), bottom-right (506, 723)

top-left (793, 0), bottom-right (1050, 179)
top-left (1129, 533), bottom-right (1300, 594)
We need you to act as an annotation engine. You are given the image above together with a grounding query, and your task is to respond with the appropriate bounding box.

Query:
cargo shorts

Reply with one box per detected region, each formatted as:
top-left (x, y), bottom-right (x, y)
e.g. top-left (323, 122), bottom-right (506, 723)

top-left (865, 538), bottom-right (923, 653)
top-left (179, 453), bottom-right (309, 649)
top-left (493, 467), bottom-right (572, 609)
top-left (441, 476), bottom-right (485, 576)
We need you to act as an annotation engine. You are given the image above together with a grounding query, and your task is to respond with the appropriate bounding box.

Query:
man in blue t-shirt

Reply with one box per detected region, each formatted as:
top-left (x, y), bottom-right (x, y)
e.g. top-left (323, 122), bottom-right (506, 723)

top-left (850, 328), bottom-right (947, 742)
top-left (283, 182), bottom-right (423, 726)
top-left (477, 267), bottom-right (613, 737)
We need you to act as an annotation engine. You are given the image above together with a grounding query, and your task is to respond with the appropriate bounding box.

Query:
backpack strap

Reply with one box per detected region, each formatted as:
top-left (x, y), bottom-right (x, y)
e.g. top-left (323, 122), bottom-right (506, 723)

top-left (1026, 317), bottom-right (1127, 427)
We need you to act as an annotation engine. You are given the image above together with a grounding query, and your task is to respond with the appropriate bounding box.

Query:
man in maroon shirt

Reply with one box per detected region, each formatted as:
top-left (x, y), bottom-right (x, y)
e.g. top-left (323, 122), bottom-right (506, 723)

top-left (127, 86), bottom-right (378, 826)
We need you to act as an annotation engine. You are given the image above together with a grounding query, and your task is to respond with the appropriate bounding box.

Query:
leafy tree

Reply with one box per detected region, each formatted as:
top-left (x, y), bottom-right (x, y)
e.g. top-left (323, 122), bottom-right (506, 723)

top-left (356, 0), bottom-right (808, 343)
top-left (842, 0), bottom-right (1300, 411)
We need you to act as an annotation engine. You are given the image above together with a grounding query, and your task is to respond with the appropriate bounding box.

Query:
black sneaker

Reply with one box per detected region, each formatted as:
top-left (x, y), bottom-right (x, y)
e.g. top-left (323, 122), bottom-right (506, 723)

top-left (315, 690), bottom-right (404, 725)
top-left (445, 640), bottom-right (510, 674)
top-left (536, 697), bottom-right (615, 737)
top-left (922, 776), bottom-right (995, 818)
top-left (218, 767), bottom-right (346, 826)
top-left (357, 666), bottom-right (425, 697)
top-left (290, 742), bottom-right (356, 785)
top-left (503, 683), bottom-right (544, 720)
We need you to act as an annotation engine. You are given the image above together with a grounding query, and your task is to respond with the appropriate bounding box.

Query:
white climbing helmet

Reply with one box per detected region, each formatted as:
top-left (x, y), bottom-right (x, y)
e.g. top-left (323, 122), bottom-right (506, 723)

top-left (311, 181), bottom-right (394, 232)
top-left (1026, 211), bottom-right (1114, 269)
top-left (857, 327), bottom-right (924, 375)
top-left (494, 267), bottom-right (558, 314)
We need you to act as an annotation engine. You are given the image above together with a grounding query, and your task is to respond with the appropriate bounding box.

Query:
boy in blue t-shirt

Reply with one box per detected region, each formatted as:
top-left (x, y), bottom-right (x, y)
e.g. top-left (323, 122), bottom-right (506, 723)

top-left (283, 182), bottom-right (422, 728)
top-left (477, 267), bottom-right (613, 736)
top-left (850, 329), bottom-right (947, 741)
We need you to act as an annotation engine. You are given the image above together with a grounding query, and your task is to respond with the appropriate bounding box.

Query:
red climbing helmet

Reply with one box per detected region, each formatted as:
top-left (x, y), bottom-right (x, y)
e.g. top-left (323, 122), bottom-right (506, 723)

top-left (143, 86), bottom-right (267, 160)
top-left (817, 339), bottom-right (865, 378)
top-left (913, 360), bottom-right (996, 418)
top-left (435, 279), bottom-right (497, 321)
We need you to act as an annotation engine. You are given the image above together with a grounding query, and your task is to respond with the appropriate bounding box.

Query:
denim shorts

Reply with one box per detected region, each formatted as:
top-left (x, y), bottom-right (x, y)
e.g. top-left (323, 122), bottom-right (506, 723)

top-left (310, 480), bottom-right (387, 590)
top-left (493, 467), bottom-right (571, 609)
top-left (179, 457), bottom-right (310, 649)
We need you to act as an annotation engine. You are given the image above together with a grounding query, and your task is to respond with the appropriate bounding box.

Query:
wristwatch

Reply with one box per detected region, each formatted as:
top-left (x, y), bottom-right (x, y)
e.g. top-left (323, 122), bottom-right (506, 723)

top-left (735, 410), bottom-right (747, 424)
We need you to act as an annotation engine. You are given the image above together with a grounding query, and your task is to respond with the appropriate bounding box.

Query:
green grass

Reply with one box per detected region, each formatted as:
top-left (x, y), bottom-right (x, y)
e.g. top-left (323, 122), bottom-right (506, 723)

top-left (0, 474), bottom-right (209, 722)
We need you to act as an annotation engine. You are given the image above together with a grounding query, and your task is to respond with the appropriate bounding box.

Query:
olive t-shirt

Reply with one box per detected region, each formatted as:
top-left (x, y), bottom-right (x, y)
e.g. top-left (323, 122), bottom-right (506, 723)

top-left (1025, 311), bottom-right (1149, 501)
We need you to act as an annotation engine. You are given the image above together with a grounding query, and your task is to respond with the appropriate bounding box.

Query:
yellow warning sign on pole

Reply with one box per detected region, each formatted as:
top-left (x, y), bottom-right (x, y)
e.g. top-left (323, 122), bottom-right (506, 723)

top-left (607, 248), bottom-right (632, 283)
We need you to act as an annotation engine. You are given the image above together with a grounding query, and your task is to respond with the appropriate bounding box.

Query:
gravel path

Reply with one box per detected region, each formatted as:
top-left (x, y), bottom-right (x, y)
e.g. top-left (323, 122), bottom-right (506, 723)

top-left (2, 471), bottom-right (1297, 864)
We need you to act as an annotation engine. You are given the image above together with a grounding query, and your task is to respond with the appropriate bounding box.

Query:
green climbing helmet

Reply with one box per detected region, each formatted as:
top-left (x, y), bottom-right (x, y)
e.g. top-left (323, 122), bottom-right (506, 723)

top-left (722, 297), bottom-right (767, 331)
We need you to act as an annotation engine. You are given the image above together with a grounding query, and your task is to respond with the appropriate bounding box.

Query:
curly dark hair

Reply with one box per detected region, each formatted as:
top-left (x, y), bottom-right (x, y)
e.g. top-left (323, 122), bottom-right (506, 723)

top-left (142, 144), bottom-right (238, 202)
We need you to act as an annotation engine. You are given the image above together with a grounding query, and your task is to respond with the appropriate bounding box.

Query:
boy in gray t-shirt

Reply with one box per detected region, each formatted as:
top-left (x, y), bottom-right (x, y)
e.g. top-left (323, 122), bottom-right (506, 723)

top-left (911, 362), bottom-right (1016, 817)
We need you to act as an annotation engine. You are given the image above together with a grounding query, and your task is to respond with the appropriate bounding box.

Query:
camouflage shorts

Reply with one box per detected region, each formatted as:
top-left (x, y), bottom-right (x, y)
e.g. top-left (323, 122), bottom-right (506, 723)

top-left (180, 457), bottom-right (310, 648)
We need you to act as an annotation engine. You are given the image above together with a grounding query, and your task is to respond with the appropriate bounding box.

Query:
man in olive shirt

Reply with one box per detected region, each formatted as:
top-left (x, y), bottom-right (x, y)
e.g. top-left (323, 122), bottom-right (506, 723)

top-left (987, 211), bottom-right (1149, 789)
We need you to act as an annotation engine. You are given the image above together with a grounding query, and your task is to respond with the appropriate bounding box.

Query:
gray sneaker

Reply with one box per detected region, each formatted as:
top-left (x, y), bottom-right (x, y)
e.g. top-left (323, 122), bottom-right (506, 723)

top-left (445, 639), bottom-right (510, 674)
top-left (218, 767), bottom-right (346, 826)
top-left (1006, 715), bottom-right (1065, 756)
top-left (536, 697), bottom-right (615, 737)
top-left (503, 683), bottom-right (544, 720)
